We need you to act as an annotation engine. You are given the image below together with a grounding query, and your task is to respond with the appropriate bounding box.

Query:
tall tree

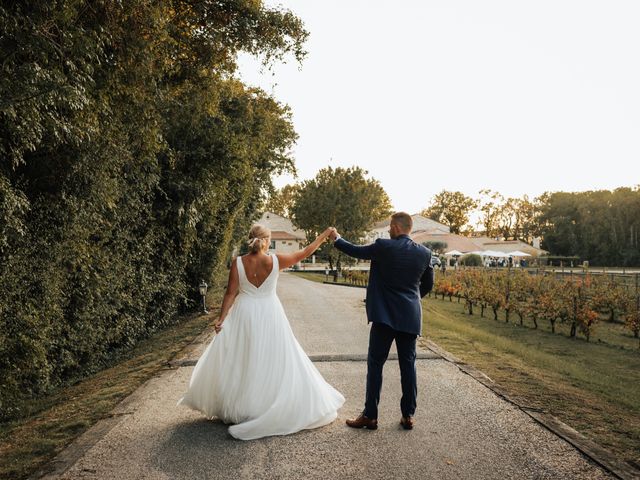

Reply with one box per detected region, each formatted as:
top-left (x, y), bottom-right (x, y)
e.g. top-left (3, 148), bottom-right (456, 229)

top-left (290, 166), bottom-right (392, 270)
top-left (537, 188), bottom-right (640, 266)
top-left (477, 189), bottom-right (505, 238)
top-left (422, 190), bottom-right (477, 234)
top-left (264, 184), bottom-right (300, 217)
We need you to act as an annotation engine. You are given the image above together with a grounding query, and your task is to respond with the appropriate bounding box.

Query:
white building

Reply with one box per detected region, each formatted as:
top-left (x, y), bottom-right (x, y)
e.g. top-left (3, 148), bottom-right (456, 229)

top-left (258, 212), bottom-right (306, 254)
top-left (367, 214), bottom-right (450, 241)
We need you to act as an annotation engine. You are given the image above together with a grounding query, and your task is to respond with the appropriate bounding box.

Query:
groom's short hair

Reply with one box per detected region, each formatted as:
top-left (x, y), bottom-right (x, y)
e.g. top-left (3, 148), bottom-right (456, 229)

top-left (391, 212), bottom-right (412, 233)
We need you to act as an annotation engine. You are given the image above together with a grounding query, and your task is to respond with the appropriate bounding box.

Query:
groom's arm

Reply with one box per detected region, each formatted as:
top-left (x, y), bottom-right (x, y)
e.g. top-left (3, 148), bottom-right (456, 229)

top-left (334, 237), bottom-right (378, 260)
top-left (419, 254), bottom-right (435, 297)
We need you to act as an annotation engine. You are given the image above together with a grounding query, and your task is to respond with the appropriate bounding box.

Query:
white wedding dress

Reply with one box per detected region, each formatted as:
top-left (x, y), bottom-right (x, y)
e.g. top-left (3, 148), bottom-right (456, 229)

top-left (177, 254), bottom-right (345, 440)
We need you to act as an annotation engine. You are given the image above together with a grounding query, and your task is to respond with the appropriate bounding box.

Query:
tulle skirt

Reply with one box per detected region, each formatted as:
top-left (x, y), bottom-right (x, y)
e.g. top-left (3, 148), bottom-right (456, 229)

top-left (177, 293), bottom-right (345, 440)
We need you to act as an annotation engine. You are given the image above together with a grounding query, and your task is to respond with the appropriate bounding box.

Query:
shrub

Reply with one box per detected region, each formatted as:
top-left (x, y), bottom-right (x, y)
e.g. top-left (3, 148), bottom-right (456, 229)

top-left (458, 254), bottom-right (483, 267)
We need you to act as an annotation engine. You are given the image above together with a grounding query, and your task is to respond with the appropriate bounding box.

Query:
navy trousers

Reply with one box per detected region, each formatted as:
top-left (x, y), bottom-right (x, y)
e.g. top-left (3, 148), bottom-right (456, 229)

top-left (363, 322), bottom-right (417, 419)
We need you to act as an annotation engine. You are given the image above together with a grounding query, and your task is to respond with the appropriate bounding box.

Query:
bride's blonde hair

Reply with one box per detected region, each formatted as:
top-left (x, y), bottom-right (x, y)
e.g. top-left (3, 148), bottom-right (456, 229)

top-left (247, 224), bottom-right (271, 253)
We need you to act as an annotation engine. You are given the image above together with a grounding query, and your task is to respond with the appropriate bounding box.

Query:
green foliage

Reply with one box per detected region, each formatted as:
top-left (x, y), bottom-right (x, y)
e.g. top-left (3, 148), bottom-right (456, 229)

top-left (422, 190), bottom-right (477, 234)
top-left (537, 188), bottom-right (640, 266)
top-left (458, 253), bottom-right (483, 267)
top-left (0, 1), bottom-right (305, 420)
top-left (290, 166), bottom-right (392, 269)
top-left (422, 240), bottom-right (448, 253)
top-left (264, 184), bottom-right (300, 217)
top-left (477, 189), bottom-right (539, 242)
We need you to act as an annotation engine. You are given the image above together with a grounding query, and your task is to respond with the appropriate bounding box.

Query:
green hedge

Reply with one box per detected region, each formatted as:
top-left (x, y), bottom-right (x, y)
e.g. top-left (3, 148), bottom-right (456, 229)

top-left (0, 1), bottom-right (306, 420)
top-left (459, 253), bottom-right (483, 267)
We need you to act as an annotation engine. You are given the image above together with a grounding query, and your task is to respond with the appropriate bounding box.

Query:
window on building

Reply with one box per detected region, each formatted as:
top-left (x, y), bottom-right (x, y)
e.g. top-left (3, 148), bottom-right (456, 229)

top-left (270, 240), bottom-right (276, 249)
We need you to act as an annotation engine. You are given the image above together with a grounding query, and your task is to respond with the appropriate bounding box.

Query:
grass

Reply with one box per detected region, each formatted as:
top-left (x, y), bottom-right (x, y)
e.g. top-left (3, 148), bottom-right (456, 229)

top-left (0, 281), bottom-right (226, 480)
top-left (421, 296), bottom-right (640, 467)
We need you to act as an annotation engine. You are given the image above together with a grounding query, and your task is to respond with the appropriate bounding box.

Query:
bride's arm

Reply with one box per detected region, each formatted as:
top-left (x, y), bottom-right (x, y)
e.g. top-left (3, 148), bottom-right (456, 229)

top-left (277, 228), bottom-right (332, 270)
top-left (214, 259), bottom-right (240, 333)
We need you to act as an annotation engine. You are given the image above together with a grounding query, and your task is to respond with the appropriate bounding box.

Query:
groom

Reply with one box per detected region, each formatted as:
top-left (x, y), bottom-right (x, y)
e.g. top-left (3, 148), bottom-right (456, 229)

top-left (329, 212), bottom-right (434, 430)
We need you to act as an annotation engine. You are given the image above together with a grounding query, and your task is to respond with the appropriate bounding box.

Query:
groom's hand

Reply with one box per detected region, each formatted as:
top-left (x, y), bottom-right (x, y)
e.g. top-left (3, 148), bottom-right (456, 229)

top-left (329, 227), bottom-right (340, 241)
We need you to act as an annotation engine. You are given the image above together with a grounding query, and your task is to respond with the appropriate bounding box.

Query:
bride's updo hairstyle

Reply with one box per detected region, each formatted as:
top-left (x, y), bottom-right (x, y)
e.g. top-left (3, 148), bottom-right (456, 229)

top-left (248, 224), bottom-right (271, 253)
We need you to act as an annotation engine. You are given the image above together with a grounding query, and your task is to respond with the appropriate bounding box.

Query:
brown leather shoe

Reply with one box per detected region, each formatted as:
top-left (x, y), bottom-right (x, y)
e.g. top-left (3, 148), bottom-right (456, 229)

top-left (346, 414), bottom-right (378, 430)
top-left (400, 416), bottom-right (414, 430)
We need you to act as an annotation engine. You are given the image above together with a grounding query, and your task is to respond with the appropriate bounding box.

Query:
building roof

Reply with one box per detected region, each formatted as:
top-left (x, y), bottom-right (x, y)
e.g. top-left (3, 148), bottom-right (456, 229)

top-left (271, 230), bottom-right (305, 241)
top-left (372, 214), bottom-right (450, 233)
top-left (472, 240), bottom-right (547, 256)
top-left (259, 211), bottom-right (306, 239)
top-left (410, 232), bottom-right (482, 253)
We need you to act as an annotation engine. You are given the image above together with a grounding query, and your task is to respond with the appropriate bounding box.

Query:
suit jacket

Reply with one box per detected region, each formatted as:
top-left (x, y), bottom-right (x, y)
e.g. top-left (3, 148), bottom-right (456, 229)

top-left (334, 234), bottom-right (434, 335)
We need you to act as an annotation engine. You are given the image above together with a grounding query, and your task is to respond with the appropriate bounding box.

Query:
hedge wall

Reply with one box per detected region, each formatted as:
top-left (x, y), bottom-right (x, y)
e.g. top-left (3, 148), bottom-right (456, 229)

top-left (0, 1), bottom-right (306, 420)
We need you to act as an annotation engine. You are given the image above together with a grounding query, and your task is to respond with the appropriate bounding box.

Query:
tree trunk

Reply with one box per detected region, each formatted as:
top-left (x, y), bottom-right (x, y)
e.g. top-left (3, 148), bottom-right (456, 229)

top-left (480, 305), bottom-right (485, 317)
top-left (532, 315), bottom-right (538, 329)
top-left (570, 322), bottom-right (577, 338)
top-left (505, 308), bottom-right (510, 323)
top-left (550, 319), bottom-right (556, 334)
top-left (467, 300), bottom-right (473, 315)
top-left (492, 307), bottom-right (498, 320)
top-left (517, 312), bottom-right (524, 326)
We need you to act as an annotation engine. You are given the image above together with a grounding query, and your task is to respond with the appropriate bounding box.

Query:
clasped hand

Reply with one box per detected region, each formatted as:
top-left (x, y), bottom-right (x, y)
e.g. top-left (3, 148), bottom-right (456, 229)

top-left (323, 227), bottom-right (339, 241)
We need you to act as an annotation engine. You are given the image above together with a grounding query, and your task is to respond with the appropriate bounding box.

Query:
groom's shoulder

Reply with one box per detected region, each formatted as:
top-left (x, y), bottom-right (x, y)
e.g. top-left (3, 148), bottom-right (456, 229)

top-left (408, 239), bottom-right (431, 259)
top-left (374, 238), bottom-right (394, 248)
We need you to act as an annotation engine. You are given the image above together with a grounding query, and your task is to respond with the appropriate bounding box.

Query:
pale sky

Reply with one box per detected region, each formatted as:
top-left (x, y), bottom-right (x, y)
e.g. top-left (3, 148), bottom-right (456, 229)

top-left (237, 1), bottom-right (640, 214)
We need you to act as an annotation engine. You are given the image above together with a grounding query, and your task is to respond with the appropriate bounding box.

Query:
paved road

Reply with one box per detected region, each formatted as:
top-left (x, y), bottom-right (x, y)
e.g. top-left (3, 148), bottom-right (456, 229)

top-left (41, 273), bottom-right (613, 480)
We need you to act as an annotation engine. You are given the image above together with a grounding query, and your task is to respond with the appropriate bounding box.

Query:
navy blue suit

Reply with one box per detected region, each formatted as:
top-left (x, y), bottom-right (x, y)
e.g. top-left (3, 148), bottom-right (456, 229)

top-left (334, 234), bottom-right (434, 419)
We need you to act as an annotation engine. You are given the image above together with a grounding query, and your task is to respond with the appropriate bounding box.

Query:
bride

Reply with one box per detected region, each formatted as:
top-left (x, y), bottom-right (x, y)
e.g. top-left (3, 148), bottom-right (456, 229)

top-left (177, 224), bottom-right (345, 440)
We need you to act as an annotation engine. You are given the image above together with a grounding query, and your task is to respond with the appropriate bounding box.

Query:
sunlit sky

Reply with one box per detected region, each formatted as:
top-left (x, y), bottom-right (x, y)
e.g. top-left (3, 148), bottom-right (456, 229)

top-left (237, 1), bottom-right (640, 214)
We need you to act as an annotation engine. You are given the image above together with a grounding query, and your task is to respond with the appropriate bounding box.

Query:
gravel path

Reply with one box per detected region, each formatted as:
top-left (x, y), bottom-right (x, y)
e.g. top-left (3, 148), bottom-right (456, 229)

top-left (40, 273), bottom-right (614, 480)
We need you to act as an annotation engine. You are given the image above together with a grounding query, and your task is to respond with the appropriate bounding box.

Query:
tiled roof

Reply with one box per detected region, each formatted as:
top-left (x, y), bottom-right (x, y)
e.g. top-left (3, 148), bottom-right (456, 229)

top-left (372, 214), bottom-right (449, 232)
top-left (271, 230), bottom-right (305, 241)
top-left (473, 240), bottom-right (547, 256)
top-left (410, 232), bottom-right (482, 253)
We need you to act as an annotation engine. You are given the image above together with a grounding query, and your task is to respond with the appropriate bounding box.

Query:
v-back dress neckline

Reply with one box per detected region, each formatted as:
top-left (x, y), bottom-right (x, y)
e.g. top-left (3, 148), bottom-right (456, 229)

top-left (239, 254), bottom-right (275, 290)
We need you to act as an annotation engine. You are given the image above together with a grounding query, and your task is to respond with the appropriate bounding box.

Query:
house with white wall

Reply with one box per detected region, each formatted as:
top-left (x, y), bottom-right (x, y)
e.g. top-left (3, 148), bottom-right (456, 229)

top-left (258, 211), bottom-right (306, 254)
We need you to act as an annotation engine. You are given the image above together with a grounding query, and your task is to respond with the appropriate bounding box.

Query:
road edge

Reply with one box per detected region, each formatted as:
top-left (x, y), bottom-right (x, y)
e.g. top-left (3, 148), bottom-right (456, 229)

top-left (31, 322), bottom-right (217, 480)
top-left (423, 339), bottom-right (640, 480)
